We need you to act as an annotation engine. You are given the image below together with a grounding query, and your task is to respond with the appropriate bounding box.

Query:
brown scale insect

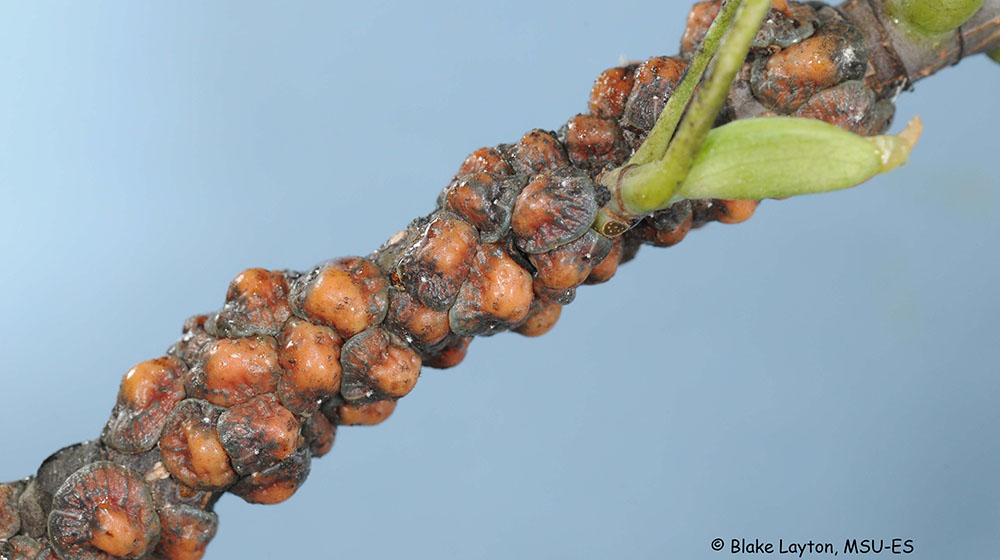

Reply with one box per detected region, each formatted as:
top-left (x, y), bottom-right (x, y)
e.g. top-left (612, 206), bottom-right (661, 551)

top-left (289, 257), bottom-right (389, 339)
top-left (715, 200), bottom-right (760, 224)
top-left (619, 234), bottom-right (642, 265)
top-left (115, 446), bottom-right (218, 514)
top-left (159, 399), bottom-right (236, 491)
top-left (420, 335), bottom-right (472, 369)
top-left (439, 172), bottom-right (526, 243)
top-left (153, 505), bottom-right (218, 560)
top-left (217, 394), bottom-right (302, 476)
top-left (228, 447), bottom-right (310, 505)
top-left (690, 199), bottom-right (721, 228)
top-left (328, 400), bottom-right (397, 427)
top-left (0, 480), bottom-right (25, 539)
top-left (750, 16), bottom-right (868, 113)
top-left (15, 442), bottom-right (104, 539)
top-left (511, 169), bottom-right (600, 254)
top-left (276, 317), bottom-right (343, 417)
top-left (102, 356), bottom-right (187, 454)
top-left (448, 242), bottom-right (534, 336)
top-left (301, 413), bottom-right (336, 458)
top-left (15, 482), bottom-right (49, 539)
top-left (534, 285), bottom-right (577, 306)
top-left (506, 129), bottom-right (569, 175)
top-left (683, 2), bottom-right (818, 57)
top-left (47, 461), bottom-right (160, 560)
top-left (529, 229), bottom-right (614, 301)
top-left (514, 299), bottom-right (563, 338)
top-left (588, 64), bottom-right (637, 120)
top-left (185, 336), bottom-right (281, 408)
top-left (395, 211), bottom-right (480, 311)
top-left (585, 236), bottom-right (625, 285)
top-left (751, 3), bottom-right (816, 49)
top-left (167, 316), bottom-right (216, 369)
top-left (99, 445), bottom-right (218, 515)
top-left (793, 79), bottom-right (895, 135)
top-left (383, 288), bottom-right (451, 348)
top-left (629, 200), bottom-right (695, 247)
top-left (339, 327), bottom-right (422, 402)
top-left (559, 114), bottom-right (630, 172)
top-left (209, 268), bottom-right (292, 338)
top-left (621, 56), bottom-right (687, 136)
top-left (4, 535), bottom-right (44, 560)
top-left (691, 199), bottom-right (760, 226)
top-left (454, 146), bottom-right (514, 177)
top-left (680, 1), bottom-right (721, 57)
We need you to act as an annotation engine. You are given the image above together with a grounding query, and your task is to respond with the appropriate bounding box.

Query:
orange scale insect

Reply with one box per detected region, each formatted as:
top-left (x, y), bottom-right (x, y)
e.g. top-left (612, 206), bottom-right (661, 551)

top-left (167, 315), bottom-right (217, 368)
top-left (5, 535), bottom-right (45, 559)
top-left (154, 505), bottom-right (219, 560)
top-left (0, 480), bottom-right (25, 539)
top-left (329, 399), bottom-right (398, 427)
top-left (448, 243), bottom-right (534, 337)
top-left (211, 268), bottom-right (292, 338)
top-left (455, 146), bottom-right (514, 177)
top-left (750, 17), bottom-right (868, 113)
top-left (383, 288), bottom-right (452, 348)
top-left (714, 200), bottom-right (760, 224)
top-left (217, 394), bottom-right (302, 476)
top-left (507, 129), bottom-right (569, 175)
top-left (395, 211), bottom-right (480, 312)
top-left (794, 79), bottom-right (895, 135)
top-left (159, 399), bottom-right (237, 491)
top-left (228, 447), bottom-right (310, 506)
top-left (421, 335), bottom-right (472, 370)
top-left (680, 1), bottom-right (721, 57)
top-left (102, 356), bottom-right (187, 454)
top-left (47, 461), bottom-right (160, 560)
top-left (186, 336), bottom-right (282, 408)
top-left (589, 64), bottom-right (637, 120)
top-left (277, 317), bottom-right (343, 417)
top-left (302, 412), bottom-right (336, 458)
top-left (515, 299), bottom-right (563, 338)
top-left (529, 230), bottom-right (613, 299)
top-left (559, 113), bottom-right (629, 171)
top-left (440, 171), bottom-right (525, 243)
top-left (511, 170), bottom-right (599, 254)
top-left (339, 327), bottom-right (422, 402)
top-left (622, 56), bottom-right (687, 134)
top-left (630, 200), bottom-right (695, 246)
top-left (289, 256), bottom-right (389, 339)
top-left (585, 236), bottom-right (625, 285)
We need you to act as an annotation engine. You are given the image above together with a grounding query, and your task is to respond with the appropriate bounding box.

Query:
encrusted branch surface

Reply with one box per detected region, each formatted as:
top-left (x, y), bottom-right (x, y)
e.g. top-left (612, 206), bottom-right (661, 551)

top-left (1, 1), bottom-right (997, 559)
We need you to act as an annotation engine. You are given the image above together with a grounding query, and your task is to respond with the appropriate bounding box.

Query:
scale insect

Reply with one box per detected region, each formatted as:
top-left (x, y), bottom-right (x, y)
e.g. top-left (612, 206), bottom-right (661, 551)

top-left (1, 1), bottom-right (998, 558)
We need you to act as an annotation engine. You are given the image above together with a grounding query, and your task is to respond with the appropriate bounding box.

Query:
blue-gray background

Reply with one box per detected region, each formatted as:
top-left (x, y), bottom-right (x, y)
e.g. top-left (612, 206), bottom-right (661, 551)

top-left (1, 2), bottom-right (997, 559)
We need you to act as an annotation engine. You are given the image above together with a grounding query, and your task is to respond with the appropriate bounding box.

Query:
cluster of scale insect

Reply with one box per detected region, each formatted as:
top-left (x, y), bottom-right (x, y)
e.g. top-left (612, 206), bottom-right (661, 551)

top-left (0, 2), bottom-right (895, 558)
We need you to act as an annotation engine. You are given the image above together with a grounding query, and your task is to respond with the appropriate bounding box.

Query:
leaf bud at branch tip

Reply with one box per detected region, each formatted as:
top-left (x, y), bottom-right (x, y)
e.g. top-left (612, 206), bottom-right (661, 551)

top-left (671, 115), bottom-right (923, 202)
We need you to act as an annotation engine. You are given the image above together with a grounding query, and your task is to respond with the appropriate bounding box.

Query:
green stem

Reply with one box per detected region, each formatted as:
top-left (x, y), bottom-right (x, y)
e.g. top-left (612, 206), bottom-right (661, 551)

top-left (613, 0), bottom-right (771, 217)
top-left (884, 0), bottom-right (985, 35)
top-left (989, 48), bottom-right (1000, 63)
top-left (628, 0), bottom-right (744, 166)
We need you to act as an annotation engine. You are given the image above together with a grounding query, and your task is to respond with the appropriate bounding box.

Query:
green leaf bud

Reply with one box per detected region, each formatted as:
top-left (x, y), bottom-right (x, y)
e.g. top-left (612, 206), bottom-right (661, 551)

top-left (672, 116), bottom-right (922, 202)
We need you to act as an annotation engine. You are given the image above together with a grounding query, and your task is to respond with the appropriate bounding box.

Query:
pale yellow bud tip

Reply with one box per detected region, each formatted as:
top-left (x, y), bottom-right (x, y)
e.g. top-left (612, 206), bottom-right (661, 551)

top-left (869, 115), bottom-right (922, 173)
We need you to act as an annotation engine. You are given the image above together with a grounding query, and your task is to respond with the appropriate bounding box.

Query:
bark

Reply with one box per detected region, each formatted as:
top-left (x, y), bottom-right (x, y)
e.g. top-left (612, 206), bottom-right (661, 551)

top-left (1, 2), bottom-right (998, 559)
top-left (839, 0), bottom-right (1000, 97)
